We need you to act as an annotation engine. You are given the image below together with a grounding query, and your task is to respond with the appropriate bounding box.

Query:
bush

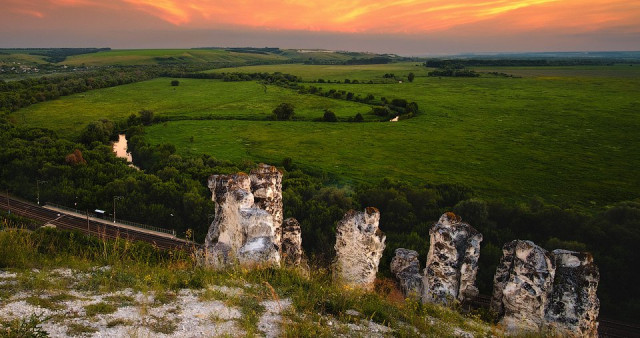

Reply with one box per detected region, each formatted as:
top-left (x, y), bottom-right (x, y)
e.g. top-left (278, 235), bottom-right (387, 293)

top-left (322, 110), bottom-right (337, 122)
top-left (170, 80), bottom-right (180, 86)
top-left (272, 103), bottom-right (295, 120)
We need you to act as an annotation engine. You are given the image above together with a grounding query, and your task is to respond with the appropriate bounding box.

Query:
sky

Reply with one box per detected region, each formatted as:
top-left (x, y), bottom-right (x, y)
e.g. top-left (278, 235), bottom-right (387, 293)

top-left (1, 0), bottom-right (639, 55)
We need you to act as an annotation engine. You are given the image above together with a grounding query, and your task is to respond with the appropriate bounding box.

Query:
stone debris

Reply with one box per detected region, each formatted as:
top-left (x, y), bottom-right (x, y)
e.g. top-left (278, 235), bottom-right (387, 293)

top-left (333, 208), bottom-right (386, 290)
top-left (490, 240), bottom-right (556, 333)
top-left (0, 286), bottom-right (244, 337)
top-left (390, 248), bottom-right (423, 299)
top-left (423, 212), bottom-right (483, 305)
top-left (203, 164), bottom-right (284, 268)
top-left (545, 249), bottom-right (600, 338)
top-left (258, 298), bottom-right (292, 338)
top-left (281, 217), bottom-right (304, 266)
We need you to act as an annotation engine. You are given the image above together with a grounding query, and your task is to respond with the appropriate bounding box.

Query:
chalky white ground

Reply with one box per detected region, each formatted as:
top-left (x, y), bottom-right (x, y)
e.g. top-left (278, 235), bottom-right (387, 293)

top-left (0, 268), bottom-right (483, 337)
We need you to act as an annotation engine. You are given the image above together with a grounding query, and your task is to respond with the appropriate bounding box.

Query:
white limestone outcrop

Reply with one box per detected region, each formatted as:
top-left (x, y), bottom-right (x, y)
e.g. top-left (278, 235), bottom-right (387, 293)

top-left (333, 208), bottom-right (386, 290)
top-left (423, 212), bottom-right (483, 305)
top-left (490, 240), bottom-right (556, 333)
top-left (545, 249), bottom-right (600, 337)
top-left (281, 218), bottom-right (304, 266)
top-left (203, 165), bottom-right (283, 268)
top-left (390, 248), bottom-right (423, 298)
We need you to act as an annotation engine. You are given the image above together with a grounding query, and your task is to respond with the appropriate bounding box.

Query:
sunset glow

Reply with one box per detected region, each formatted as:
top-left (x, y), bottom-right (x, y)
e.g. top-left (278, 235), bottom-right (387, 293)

top-left (4, 0), bottom-right (638, 33)
top-left (1, 0), bottom-right (639, 52)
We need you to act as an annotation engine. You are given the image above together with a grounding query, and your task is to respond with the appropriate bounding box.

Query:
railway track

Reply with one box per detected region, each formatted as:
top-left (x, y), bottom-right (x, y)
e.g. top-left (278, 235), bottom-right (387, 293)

top-left (0, 194), bottom-right (197, 252)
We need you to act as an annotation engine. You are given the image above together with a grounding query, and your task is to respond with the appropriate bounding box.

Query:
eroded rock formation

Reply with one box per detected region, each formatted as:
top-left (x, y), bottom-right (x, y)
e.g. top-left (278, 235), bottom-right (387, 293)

top-left (390, 248), bottom-right (423, 298)
top-left (491, 241), bottom-right (601, 335)
top-left (281, 218), bottom-right (304, 266)
top-left (250, 164), bottom-right (283, 247)
top-left (203, 164), bottom-right (283, 268)
top-left (545, 249), bottom-right (600, 337)
top-left (490, 240), bottom-right (556, 333)
top-left (423, 212), bottom-right (483, 305)
top-left (333, 208), bottom-right (386, 290)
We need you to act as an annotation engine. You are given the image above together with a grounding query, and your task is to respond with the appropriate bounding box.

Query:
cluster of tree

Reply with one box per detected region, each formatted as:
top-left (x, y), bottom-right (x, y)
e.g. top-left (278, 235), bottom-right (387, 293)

top-left (424, 58), bottom-right (624, 67)
top-left (0, 116), bottom-right (249, 242)
top-left (345, 56), bottom-right (391, 65)
top-left (167, 71), bottom-right (301, 84)
top-left (484, 71), bottom-right (519, 78)
top-left (302, 56), bottom-right (395, 65)
top-left (428, 66), bottom-right (480, 77)
top-left (3, 48), bottom-right (111, 63)
top-left (224, 47), bottom-right (283, 55)
top-left (272, 103), bottom-right (295, 120)
top-left (0, 67), bottom-right (160, 114)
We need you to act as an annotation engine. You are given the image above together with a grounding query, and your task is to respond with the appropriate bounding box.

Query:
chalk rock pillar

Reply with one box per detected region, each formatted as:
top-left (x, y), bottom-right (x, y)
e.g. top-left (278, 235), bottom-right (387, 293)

top-left (281, 218), bottom-right (304, 266)
top-left (250, 164), bottom-right (283, 249)
top-left (391, 248), bottom-right (423, 299)
top-left (490, 240), bottom-right (556, 333)
top-left (333, 208), bottom-right (386, 290)
top-left (545, 249), bottom-right (600, 338)
top-left (203, 169), bottom-right (280, 268)
top-left (422, 212), bottom-right (483, 305)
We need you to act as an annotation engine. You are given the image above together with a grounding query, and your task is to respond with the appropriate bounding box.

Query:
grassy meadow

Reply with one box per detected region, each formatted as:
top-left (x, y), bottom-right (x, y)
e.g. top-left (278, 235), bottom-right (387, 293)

top-left (13, 78), bottom-right (373, 137)
top-left (10, 62), bottom-right (640, 207)
top-left (61, 49), bottom-right (289, 66)
top-left (204, 62), bottom-right (426, 81)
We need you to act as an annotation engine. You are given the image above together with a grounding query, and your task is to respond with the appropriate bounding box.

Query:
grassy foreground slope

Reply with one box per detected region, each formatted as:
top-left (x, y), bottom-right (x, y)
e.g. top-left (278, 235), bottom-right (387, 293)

top-left (14, 78), bottom-right (373, 137)
top-left (0, 224), bottom-right (495, 337)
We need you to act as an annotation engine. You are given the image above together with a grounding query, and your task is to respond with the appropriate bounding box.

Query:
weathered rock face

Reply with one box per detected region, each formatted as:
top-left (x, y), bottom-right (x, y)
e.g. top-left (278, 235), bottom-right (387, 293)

top-left (490, 240), bottom-right (556, 333)
top-left (250, 164), bottom-right (283, 248)
top-left (333, 208), bottom-right (386, 290)
top-left (545, 249), bottom-right (600, 337)
top-left (423, 212), bottom-right (483, 305)
top-left (281, 218), bottom-right (304, 266)
top-left (203, 165), bottom-right (283, 268)
top-left (390, 248), bottom-right (423, 298)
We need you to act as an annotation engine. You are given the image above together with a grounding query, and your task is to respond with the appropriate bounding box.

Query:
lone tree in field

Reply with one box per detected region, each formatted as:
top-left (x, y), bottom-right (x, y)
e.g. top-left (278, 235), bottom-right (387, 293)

top-left (273, 103), bottom-right (295, 120)
top-left (171, 80), bottom-right (180, 86)
top-left (323, 109), bottom-right (338, 122)
top-left (408, 72), bottom-right (415, 82)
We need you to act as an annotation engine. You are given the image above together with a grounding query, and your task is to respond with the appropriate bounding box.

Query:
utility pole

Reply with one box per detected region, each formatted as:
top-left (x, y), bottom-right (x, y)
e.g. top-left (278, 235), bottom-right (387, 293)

top-left (113, 195), bottom-right (123, 223)
top-left (86, 210), bottom-right (90, 232)
top-left (36, 180), bottom-right (47, 206)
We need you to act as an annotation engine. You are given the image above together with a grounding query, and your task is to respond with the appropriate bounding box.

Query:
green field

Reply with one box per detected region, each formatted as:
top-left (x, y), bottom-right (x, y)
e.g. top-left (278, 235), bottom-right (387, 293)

top-left (60, 48), bottom-right (383, 66)
top-left (11, 63), bottom-right (640, 206)
top-left (61, 49), bottom-right (289, 66)
top-left (13, 78), bottom-right (374, 136)
top-left (206, 62), bottom-right (426, 81)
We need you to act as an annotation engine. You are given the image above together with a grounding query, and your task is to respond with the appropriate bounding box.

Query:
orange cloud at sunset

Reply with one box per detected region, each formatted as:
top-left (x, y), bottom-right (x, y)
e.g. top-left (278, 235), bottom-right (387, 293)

top-left (4, 0), bottom-right (639, 34)
top-left (1, 0), bottom-right (638, 52)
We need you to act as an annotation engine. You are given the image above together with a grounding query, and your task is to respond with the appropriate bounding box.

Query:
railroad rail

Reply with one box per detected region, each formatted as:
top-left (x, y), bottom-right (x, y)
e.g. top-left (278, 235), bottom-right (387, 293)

top-left (0, 193), bottom-right (198, 251)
